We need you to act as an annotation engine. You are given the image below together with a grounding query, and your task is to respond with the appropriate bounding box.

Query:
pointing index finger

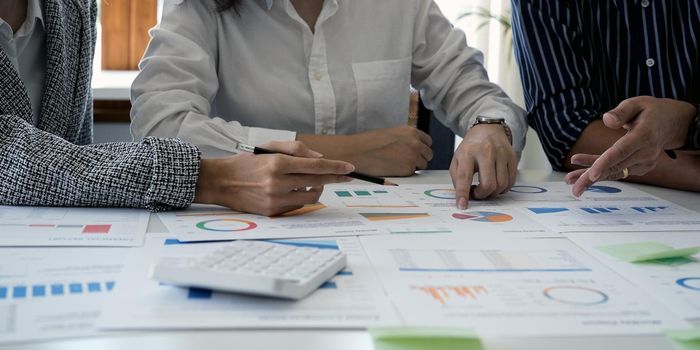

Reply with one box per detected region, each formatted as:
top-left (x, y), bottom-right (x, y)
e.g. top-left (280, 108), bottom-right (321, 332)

top-left (587, 133), bottom-right (641, 182)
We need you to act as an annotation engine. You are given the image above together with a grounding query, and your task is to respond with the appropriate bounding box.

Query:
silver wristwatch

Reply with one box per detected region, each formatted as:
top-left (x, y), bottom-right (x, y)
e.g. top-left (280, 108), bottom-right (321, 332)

top-left (470, 116), bottom-right (513, 145)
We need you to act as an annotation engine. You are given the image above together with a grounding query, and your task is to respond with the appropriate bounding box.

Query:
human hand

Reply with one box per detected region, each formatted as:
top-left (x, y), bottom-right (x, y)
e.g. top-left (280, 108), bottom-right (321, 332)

top-left (566, 97), bottom-right (696, 196)
top-left (450, 124), bottom-right (516, 209)
top-left (194, 141), bottom-right (355, 216)
top-left (299, 126), bottom-right (433, 177)
top-left (350, 126), bottom-right (433, 176)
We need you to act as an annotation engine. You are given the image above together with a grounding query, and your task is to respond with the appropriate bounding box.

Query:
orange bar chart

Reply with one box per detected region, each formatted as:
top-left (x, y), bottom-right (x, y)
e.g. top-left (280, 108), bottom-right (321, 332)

top-left (414, 285), bottom-right (489, 305)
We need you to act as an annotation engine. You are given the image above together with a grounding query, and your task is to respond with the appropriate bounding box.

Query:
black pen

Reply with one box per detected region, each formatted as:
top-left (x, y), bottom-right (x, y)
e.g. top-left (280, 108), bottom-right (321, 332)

top-left (237, 144), bottom-right (398, 186)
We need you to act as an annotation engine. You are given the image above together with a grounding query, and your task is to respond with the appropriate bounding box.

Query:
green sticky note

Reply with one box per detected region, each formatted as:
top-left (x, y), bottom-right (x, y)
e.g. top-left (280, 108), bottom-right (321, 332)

top-left (666, 328), bottom-right (700, 350)
top-left (597, 242), bottom-right (700, 263)
top-left (369, 327), bottom-right (482, 350)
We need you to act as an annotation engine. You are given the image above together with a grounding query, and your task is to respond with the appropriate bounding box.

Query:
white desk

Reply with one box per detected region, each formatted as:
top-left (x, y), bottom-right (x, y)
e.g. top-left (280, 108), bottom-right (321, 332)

top-left (3, 170), bottom-right (698, 350)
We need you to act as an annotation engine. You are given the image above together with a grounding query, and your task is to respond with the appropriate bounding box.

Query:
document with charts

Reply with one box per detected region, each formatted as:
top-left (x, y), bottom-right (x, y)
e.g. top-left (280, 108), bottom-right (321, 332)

top-left (159, 204), bottom-right (384, 242)
top-left (164, 185), bottom-right (555, 242)
top-left (359, 234), bottom-right (688, 336)
top-left (0, 206), bottom-right (150, 247)
top-left (0, 246), bottom-right (128, 344)
top-left (98, 235), bottom-right (401, 330)
top-left (568, 232), bottom-right (700, 321)
top-left (502, 182), bottom-right (700, 233)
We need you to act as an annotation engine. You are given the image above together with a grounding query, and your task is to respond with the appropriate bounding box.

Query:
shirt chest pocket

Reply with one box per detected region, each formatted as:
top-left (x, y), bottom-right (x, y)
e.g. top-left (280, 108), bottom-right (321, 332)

top-left (352, 57), bottom-right (411, 132)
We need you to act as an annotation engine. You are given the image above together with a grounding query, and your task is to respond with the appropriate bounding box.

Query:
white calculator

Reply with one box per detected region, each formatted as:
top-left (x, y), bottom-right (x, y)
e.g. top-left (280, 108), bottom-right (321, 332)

top-left (150, 240), bottom-right (347, 300)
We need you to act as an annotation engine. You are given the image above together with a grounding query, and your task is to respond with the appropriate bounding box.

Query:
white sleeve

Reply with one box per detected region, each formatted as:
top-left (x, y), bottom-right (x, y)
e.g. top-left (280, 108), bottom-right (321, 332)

top-left (130, 0), bottom-right (296, 159)
top-left (410, 0), bottom-right (527, 153)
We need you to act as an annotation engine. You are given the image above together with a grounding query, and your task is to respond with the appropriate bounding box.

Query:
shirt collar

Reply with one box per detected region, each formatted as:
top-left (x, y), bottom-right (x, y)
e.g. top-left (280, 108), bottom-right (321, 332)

top-left (14, 0), bottom-right (45, 38)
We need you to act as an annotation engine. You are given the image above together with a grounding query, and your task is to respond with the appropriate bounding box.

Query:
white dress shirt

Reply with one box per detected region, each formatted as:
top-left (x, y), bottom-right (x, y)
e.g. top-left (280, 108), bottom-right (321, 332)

top-left (131, 0), bottom-right (527, 158)
top-left (0, 0), bottom-right (46, 125)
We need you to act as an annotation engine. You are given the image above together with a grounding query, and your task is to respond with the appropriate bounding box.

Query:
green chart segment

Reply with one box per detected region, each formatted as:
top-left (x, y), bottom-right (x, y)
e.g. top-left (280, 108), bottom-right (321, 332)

top-left (334, 190), bottom-right (389, 197)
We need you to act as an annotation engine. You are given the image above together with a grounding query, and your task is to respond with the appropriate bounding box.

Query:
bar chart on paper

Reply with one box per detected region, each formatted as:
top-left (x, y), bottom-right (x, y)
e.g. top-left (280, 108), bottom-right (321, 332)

top-left (0, 206), bottom-right (150, 247)
top-left (360, 234), bottom-right (688, 336)
top-left (523, 201), bottom-right (700, 233)
top-left (0, 246), bottom-right (127, 343)
top-left (98, 235), bottom-right (402, 330)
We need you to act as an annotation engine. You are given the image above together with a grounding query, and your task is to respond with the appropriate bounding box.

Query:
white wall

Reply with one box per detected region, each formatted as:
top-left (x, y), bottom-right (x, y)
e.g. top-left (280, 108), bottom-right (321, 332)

top-left (434, 0), bottom-right (550, 171)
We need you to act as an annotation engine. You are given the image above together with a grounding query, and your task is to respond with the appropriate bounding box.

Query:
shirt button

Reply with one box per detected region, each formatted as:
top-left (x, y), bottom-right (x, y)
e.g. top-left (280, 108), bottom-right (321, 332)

top-left (313, 72), bottom-right (323, 81)
top-left (645, 58), bottom-right (655, 67)
top-left (641, 0), bottom-right (650, 8)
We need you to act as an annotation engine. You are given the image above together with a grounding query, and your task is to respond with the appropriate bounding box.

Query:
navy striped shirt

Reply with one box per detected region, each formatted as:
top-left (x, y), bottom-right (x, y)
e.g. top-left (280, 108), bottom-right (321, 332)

top-left (512, 0), bottom-right (700, 170)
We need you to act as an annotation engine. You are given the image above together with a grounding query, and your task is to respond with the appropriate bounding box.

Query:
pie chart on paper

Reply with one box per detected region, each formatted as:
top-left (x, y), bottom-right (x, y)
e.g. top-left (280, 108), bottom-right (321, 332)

top-left (452, 211), bottom-right (513, 223)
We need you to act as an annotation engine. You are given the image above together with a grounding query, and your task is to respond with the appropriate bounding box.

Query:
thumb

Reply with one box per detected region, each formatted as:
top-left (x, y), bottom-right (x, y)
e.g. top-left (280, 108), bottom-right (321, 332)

top-left (263, 141), bottom-right (323, 158)
top-left (603, 98), bottom-right (644, 129)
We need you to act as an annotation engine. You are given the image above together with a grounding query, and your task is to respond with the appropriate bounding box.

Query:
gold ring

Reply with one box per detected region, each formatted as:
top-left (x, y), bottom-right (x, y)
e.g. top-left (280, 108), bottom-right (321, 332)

top-left (622, 168), bottom-right (629, 179)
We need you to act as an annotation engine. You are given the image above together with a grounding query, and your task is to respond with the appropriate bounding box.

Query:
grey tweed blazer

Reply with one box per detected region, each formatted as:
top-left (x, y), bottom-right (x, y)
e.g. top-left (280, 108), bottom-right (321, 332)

top-left (0, 0), bottom-right (200, 210)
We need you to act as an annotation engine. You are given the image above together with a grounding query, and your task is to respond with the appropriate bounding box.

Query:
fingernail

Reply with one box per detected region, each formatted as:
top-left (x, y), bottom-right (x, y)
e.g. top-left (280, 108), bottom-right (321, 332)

top-left (310, 151), bottom-right (324, 158)
top-left (458, 198), bottom-right (467, 210)
top-left (605, 113), bottom-right (621, 125)
top-left (344, 164), bottom-right (355, 173)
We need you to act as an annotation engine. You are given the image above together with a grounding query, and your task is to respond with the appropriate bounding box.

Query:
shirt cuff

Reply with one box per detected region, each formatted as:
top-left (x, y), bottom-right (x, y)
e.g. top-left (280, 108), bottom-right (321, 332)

top-left (247, 127), bottom-right (297, 146)
top-left (142, 137), bottom-right (201, 211)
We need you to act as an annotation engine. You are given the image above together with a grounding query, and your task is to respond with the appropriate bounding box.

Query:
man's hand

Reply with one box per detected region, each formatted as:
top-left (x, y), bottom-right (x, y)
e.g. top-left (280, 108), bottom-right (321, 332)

top-left (297, 126), bottom-right (433, 176)
top-left (566, 97), bottom-right (696, 196)
top-left (450, 124), bottom-right (517, 209)
top-left (194, 141), bottom-right (355, 216)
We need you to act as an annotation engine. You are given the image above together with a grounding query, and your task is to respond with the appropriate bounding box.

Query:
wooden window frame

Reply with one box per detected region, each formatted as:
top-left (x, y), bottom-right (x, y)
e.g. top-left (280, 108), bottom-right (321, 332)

top-left (100, 0), bottom-right (157, 71)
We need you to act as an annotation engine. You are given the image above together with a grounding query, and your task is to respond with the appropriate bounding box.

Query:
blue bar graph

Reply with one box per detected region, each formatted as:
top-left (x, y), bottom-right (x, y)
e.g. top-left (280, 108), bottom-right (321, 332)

top-left (32, 285), bottom-right (46, 297)
top-left (319, 281), bottom-right (338, 289)
top-left (0, 282), bottom-right (114, 299)
top-left (88, 282), bottom-right (101, 293)
top-left (631, 206), bottom-right (669, 213)
top-left (581, 207), bottom-right (620, 214)
top-left (13, 286), bottom-right (27, 299)
top-left (69, 283), bottom-right (83, 294)
top-left (187, 288), bottom-right (213, 299)
top-left (528, 208), bottom-right (569, 214)
top-left (51, 284), bottom-right (64, 295)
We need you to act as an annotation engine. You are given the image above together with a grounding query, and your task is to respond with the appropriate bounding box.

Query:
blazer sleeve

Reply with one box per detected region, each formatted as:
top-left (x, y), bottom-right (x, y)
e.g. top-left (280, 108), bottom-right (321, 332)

top-left (0, 115), bottom-right (201, 211)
